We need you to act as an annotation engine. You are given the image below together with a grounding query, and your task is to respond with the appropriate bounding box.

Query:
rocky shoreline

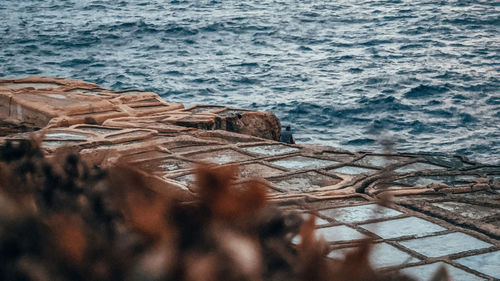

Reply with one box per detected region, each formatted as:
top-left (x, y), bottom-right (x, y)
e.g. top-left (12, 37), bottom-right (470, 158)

top-left (1, 76), bottom-right (499, 280)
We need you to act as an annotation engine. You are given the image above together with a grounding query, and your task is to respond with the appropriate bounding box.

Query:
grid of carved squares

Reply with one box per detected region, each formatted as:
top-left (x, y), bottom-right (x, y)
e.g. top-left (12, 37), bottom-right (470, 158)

top-left (298, 202), bottom-right (499, 280)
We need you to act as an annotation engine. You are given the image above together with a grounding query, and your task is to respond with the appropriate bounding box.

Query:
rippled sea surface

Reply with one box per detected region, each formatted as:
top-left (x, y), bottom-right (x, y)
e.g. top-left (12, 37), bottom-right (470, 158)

top-left (1, 0), bottom-right (499, 163)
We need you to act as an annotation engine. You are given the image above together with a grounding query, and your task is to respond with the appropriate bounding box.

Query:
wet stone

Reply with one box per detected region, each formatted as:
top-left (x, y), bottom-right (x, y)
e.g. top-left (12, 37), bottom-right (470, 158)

top-left (373, 184), bottom-right (414, 190)
top-left (43, 93), bottom-right (67, 99)
top-left (271, 156), bottom-right (340, 170)
top-left (130, 98), bottom-right (159, 104)
top-left (399, 232), bottom-right (493, 258)
top-left (117, 90), bottom-right (144, 95)
top-left (450, 191), bottom-right (500, 202)
top-left (105, 130), bottom-right (152, 139)
top-left (360, 217), bottom-right (446, 239)
top-left (466, 166), bottom-right (500, 175)
top-left (42, 140), bottom-right (84, 148)
top-left (1, 82), bottom-right (61, 89)
top-left (74, 126), bottom-right (122, 135)
top-left (68, 89), bottom-right (109, 97)
top-left (304, 197), bottom-right (369, 210)
top-left (239, 163), bottom-right (284, 178)
top-left (422, 154), bottom-right (474, 169)
top-left (14, 92), bottom-right (93, 109)
top-left (120, 151), bottom-right (171, 163)
top-left (189, 149), bottom-right (253, 164)
top-left (315, 225), bottom-right (367, 242)
top-left (135, 158), bottom-right (192, 174)
top-left (270, 171), bottom-right (342, 191)
top-left (169, 145), bottom-right (223, 154)
top-left (292, 226), bottom-right (366, 244)
top-left (329, 165), bottom-right (378, 175)
top-left (455, 251), bottom-right (500, 279)
top-left (395, 175), bottom-right (476, 187)
top-left (129, 104), bottom-right (164, 110)
top-left (320, 151), bottom-right (355, 162)
top-left (432, 202), bottom-right (500, 220)
top-left (328, 243), bottom-right (418, 269)
top-left (319, 204), bottom-right (402, 223)
top-left (217, 109), bottom-right (249, 117)
top-left (45, 132), bottom-right (90, 141)
top-left (173, 174), bottom-right (196, 188)
top-left (394, 162), bottom-right (446, 173)
top-left (188, 105), bottom-right (225, 114)
top-left (354, 155), bottom-right (403, 168)
top-left (241, 144), bottom-right (299, 156)
top-left (401, 262), bottom-right (486, 281)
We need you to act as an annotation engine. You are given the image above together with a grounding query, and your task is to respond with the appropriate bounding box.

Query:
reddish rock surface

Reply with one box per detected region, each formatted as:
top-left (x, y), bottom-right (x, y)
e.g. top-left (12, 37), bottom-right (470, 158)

top-left (1, 76), bottom-right (499, 280)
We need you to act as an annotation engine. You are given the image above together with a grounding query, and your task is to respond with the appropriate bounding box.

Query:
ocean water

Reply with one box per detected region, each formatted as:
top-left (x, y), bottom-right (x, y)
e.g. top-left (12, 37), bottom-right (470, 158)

top-left (1, 0), bottom-right (499, 164)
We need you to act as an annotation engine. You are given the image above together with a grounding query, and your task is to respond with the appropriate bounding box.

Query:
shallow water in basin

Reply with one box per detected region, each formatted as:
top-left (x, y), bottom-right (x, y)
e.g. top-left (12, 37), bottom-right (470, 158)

top-left (432, 201), bottom-right (500, 219)
top-left (329, 165), bottom-right (378, 175)
top-left (360, 217), bottom-right (446, 239)
top-left (271, 171), bottom-right (341, 191)
top-left (455, 251), bottom-right (500, 279)
top-left (75, 126), bottom-right (122, 135)
top-left (294, 225), bottom-right (367, 243)
top-left (319, 204), bottom-right (402, 223)
top-left (400, 232), bottom-right (492, 258)
top-left (242, 144), bottom-right (299, 156)
top-left (394, 162), bottom-right (446, 173)
top-left (354, 155), bottom-right (402, 168)
top-left (42, 140), bottom-right (83, 147)
top-left (191, 149), bottom-right (253, 164)
top-left (45, 132), bottom-right (89, 141)
top-left (271, 156), bottom-right (339, 170)
top-left (1, 82), bottom-right (60, 89)
top-left (395, 175), bottom-right (477, 187)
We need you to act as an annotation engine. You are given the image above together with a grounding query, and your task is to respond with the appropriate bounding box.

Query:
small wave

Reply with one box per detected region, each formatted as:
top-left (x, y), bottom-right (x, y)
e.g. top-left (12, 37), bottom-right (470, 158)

top-left (344, 138), bottom-right (376, 146)
top-left (459, 113), bottom-right (478, 124)
top-left (300, 11), bottom-right (321, 18)
top-left (360, 39), bottom-right (393, 46)
top-left (164, 70), bottom-right (184, 76)
top-left (191, 77), bottom-right (219, 84)
top-left (298, 46), bottom-right (312, 51)
top-left (427, 100), bottom-right (442, 106)
top-left (423, 109), bottom-right (453, 118)
top-left (228, 62), bottom-right (260, 68)
top-left (164, 25), bottom-right (198, 36)
top-left (452, 94), bottom-right (468, 101)
top-left (60, 58), bottom-right (93, 67)
top-left (200, 22), bottom-right (227, 32)
top-left (486, 97), bottom-right (500, 105)
top-left (357, 95), bottom-right (412, 112)
top-left (444, 16), bottom-right (500, 27)
top-left (231, 77), bottom-right (260, 84)
top-left (52, 36), bottom-right (101, 48)
top-left (399, 44), bottom-right (424, 50)
top-left (404, 84), bottom-right (449, 99)
top-left (348, 68), bottom-right (363, 73)
top-left (408, 120), bottom-right (434, 135)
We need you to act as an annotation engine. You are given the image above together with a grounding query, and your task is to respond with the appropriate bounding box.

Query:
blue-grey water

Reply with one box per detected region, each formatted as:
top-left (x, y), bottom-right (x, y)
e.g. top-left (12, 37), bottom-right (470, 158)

top-left (1, 1), bottom-right (499, 164)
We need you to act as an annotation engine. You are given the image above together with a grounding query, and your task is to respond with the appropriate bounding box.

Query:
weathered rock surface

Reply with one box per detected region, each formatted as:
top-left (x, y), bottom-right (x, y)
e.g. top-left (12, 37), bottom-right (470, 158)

top-left (1, 76), bottom-right (499, 280)
top-left (0, 76), bottom-right (281, 140)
